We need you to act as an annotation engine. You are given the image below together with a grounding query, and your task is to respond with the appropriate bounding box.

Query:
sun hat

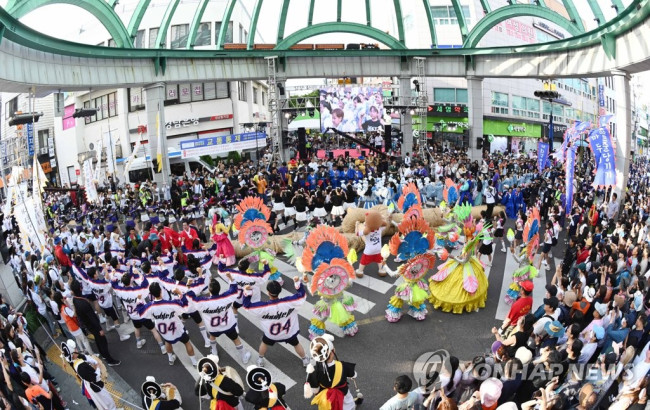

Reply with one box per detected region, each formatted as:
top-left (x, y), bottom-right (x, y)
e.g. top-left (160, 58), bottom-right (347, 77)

top-left (479, 378), bottom-right (503, 407)
top-left (544, 320), bottom-right (566, 338)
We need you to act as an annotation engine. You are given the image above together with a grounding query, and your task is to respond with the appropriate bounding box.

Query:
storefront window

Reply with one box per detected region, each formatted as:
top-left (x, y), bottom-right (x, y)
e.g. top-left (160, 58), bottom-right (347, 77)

top-left (491, 92), bottom-right (508, 114)
top-left (434, 88), bottom-right (456, 103)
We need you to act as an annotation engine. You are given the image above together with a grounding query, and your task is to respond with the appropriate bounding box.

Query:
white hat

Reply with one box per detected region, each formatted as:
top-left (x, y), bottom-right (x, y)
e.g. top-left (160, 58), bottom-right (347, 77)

top-left (66, 339), bottom-right (77, 351)
top-left (594, 302), bottom-right (608, 317)
top-left (310, 334), bottom-right (335, 362)
top-left (584, 287), bottom-right (596, 303)
top-left (514, 347), bottom-right (533, 365)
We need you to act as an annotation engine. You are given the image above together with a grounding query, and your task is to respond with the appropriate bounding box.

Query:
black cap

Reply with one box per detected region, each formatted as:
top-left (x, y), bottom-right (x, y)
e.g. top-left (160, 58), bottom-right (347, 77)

top-left (545, 284), bottom-right (558, 297)
top-left (267, 281), bottom-right (282, 297)
top-left (544, 296), bottom-right (559, 310)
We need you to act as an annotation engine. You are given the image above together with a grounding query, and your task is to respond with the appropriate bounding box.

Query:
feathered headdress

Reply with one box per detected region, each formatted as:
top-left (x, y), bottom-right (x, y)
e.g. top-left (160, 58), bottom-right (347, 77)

top-left (442, 178), bottom-right (459, 205)
top-left (233, 197), bottom-right (271, 230)
top-left (302, 226), bottom-right (352, 273)
top-left (389, 218), bottom-right (435, 261)
top-left (397, 183), bottom-right (423, 219)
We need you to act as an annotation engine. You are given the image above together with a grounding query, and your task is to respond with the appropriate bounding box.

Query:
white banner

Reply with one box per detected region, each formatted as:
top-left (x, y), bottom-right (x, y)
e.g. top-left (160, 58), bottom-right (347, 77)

top-left (103, 130), bottom-right (117, 175)
top-left (32, 155), bottom-right (48, 235)
top-left (83, 159), bottom-right (98, 203)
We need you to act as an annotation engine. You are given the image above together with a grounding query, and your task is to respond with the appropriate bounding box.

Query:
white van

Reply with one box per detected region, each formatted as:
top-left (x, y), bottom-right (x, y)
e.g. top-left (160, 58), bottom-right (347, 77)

top-left (123, 147), bottom-right (216, 184)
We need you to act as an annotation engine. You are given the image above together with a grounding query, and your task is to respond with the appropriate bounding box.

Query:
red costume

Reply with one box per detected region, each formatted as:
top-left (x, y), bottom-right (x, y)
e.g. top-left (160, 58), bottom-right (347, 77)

top-left (54, 244), bottom-right (71, 268)
top-left (179, 227), bottom-right (199, 250)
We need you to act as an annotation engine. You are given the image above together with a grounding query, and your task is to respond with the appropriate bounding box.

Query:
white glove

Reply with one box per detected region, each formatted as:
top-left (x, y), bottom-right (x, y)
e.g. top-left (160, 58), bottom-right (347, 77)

top-left (304, 382), bottom-right (314, 399)
top-left (306, 363), bottom-right (315, 374)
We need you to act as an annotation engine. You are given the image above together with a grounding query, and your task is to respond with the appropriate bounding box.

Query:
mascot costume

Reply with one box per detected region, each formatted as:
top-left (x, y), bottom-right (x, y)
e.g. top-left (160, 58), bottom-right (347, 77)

top-left (354, 209), bottom-right (388, 277)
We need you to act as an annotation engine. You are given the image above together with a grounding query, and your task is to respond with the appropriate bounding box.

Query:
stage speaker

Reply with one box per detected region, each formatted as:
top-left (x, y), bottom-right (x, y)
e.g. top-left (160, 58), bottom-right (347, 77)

top-left (384, 125), bottom-right (392, 150)
top-left (297, 127), bottom-right (307, 159)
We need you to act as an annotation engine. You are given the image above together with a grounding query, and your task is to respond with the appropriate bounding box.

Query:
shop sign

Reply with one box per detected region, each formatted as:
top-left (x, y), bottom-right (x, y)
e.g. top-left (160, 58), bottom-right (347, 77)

top-left (507, 124), bottom-right (526, 133)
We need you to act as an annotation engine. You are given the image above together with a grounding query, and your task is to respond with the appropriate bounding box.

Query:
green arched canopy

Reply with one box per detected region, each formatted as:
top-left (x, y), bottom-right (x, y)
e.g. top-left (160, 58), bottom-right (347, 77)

top-left (274, 22), bottom-right (408, 50)
top-left (5, 0), bottom-right (133, 48)
top-left (463, 4), bottom-right (583, 48)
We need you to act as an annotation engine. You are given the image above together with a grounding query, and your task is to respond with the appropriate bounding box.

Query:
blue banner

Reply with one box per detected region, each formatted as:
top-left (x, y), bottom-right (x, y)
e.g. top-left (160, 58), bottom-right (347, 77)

top-left (27, 123), bottom-right (34, 156)
top-left (179, 131), bottom-right (267, 158)
top-left (598, 114), bottom-right (614, 129)
top-left (565, 145), bottom-right (576, 213)
top-left (588, 127), bottom-right (616, 187)
top-left (537, 141), bottom-right (549, 174)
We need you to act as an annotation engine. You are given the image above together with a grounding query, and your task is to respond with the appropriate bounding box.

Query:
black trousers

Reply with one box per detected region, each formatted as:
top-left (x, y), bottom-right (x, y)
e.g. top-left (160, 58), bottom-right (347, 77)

top-left (486, 202), bottom-right (495, 219)
top-left (90, 330), bottom-right (115, 362)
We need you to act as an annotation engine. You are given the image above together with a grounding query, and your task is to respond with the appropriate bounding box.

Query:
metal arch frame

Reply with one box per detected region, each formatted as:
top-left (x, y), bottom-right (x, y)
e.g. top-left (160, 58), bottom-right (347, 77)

top-left (274, 22), bottom-right (408, 50)
top-left (393, 0), bottom-right (405, 44)
top-left (450, 0), bottom-right (469, 40)
top-left (5, 0), bottom-right (133, 48)
top-left (0, 0), bottom-right (647, 58)
top-left (217, 0), bottom-right (238, 49)
top-left (587, 0), bottom-right (605, 26)
top-left (308, 0), bottom-right (316, 25)
top-left (422, 0), bottom-right (437, 47)
top-left (247, 0), bottom-right (263, 49)
top-left (366, 0), bottom-right (371, 26)
top-left (276, 0), bottom-right (292, 43)
top-left (127, 0), bottom-right (151, 40)
top-left (463, 5), bottom-right (583, 48)
top-left (187, 0), bottom-right (210, 49)
top-left (155, 0), bottom-right (181, 48)
top-left (561, 0), bottom-right (585, 32)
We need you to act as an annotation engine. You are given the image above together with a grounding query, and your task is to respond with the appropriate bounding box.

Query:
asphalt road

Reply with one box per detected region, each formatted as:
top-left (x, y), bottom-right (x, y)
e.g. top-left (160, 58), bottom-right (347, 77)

top-left (101, 218), bottom-right (563, 409)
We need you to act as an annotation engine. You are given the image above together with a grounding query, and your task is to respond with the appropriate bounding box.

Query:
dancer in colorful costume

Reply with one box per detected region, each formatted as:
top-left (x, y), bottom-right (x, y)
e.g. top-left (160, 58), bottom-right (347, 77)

top-left (234, 196), bottom-right (283, 284)
top-left (504, 208), bottom-right (541, 304)
top-left (397, 182), bottom-right (425, 220)
top-left (385, 218), bottom-right (438, 322)
top-left (442, 178), bottom-right (459, 208)
top-left (210, 213), bottom-right (236, 266)
top-left (428, 203), bottom-right (490, 313)
top-left (434, 201), bottom-right (461, 250)
top-left (297, 225), bottom-right (359, 338)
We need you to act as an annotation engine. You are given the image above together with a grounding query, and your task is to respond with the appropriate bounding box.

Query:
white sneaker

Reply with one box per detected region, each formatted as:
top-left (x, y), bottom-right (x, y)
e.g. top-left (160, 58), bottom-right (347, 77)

top-left (542, 259), bottom-right (548, 266)
top-left (119, 333), bottom-right (131, 342)
top-left (136, 339), bottom-right (146, 349)
top-left (106, 325), bottom-right (116, 332)
top-left (241, 351), bottom-right (251, 364)
top-left (168, 354), bottom-right (177, 366)
top-left (99, 316), bottom-right (107, 324)
top-left (256, 356), bottom-right (265, 367)
top-left (302, 356), bottom-right (310, 367)
top-left (204, 341), bottom-right (211, 349)
top-left (160, 346), bottom-right (167, 355)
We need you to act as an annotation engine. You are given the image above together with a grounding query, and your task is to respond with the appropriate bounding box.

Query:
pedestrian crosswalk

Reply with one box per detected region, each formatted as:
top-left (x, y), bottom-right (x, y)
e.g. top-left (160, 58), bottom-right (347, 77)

top-left (110, 241), bottom-right (561, 396)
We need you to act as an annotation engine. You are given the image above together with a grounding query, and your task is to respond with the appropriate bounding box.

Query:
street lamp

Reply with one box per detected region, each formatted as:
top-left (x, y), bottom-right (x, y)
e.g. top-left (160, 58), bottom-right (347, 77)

top-left (534, 84), bottom-right (560, 146)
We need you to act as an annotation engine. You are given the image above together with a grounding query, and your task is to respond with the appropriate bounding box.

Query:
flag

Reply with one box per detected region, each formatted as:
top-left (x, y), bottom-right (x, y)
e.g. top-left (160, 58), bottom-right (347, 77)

top-left (123, 140), bottom-right (142, 179)
top-left (565, 145), bottom-right (577, 214)
top-left (598, 114), bottom-right (614, 129)
top-left (537, 141), bottom-right (550, 174)
top-left (156, 112), bottom-right (163, 173)
top-left (588, 127), bottom-right (616, 187)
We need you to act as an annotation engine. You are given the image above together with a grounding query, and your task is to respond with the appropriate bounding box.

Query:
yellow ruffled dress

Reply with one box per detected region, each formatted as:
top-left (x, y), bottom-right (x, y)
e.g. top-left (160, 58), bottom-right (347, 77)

top-left (428, 254), bottom-right (488, 314)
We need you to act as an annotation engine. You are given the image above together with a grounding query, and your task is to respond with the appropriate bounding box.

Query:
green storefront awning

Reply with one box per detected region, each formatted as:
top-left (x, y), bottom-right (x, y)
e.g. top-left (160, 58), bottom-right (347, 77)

top-left (483, 119), bottom-right (541, 138)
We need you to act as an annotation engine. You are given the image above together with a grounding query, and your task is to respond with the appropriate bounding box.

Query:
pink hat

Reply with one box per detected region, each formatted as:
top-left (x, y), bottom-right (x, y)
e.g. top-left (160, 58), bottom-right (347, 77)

top-left (480, 378), bottom-right (503, 407)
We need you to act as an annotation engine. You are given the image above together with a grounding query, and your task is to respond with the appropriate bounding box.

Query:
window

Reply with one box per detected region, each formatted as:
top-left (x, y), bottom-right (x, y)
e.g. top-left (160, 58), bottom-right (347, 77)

top-left (244, 30), bottom-right (248, 44)
top-left (262, 91), bottom-right (266, 106)
top-left (253, 87), bottom-right (258, 104)
top-left (107, 39), bottom-right (116, 48)
top-left (134, 30), bottom-right (145, 48)
top-left (512, 96), bottom-right (539, 119)
top-left (239, 24), bottom-right (244, 43)
top-left (165, 84), bottom-right (179, 106)
top-left (216, 82), bottom-right (230, 99)
top-left (83, 92), bottom-right (118, 124)
top-left (433, 88), bottom-right (467, 103)
top-left (5, 97), bottom-right (17, 119)
top-left (179, 84), bottom-right (192, 103)
top-left (430, 6), bottom-right (472, 26)
top-left (195, 22), bottom-right (211, 46)
top-left (108, 93), bottom-right (117, 117)
top-left (456, 89), bottom-right (468, 103)
top-left (149, 27), bottom-right (159, 48)
top-left (238, 82), bottom-right (247, 102)
top-left (215, 21), bottom-right (234, 44)
top-left (191, 83), bottom-right (203, 102)
top-left (129, 88), bottom-right (144, 112)
top-left (37, 129), bottom-right (49, 152)
top-left (170, 24), bottom-right (189, 49)
top-left (491, 92), bottom-right (508, 114)
top-left (434, 88), bottom-right (456, 103)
